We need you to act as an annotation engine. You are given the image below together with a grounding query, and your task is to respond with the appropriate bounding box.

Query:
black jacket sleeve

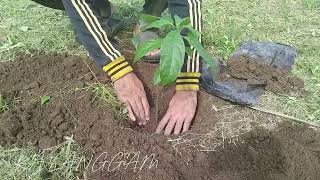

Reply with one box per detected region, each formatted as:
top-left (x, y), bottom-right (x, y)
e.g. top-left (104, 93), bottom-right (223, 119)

top-left (62, 0), bottom-right (133, 82)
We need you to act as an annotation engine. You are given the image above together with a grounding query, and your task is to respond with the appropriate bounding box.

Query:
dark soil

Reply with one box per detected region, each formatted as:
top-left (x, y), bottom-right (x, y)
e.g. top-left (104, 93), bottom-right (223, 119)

top-left (0, 53), bottom-right (319, 180)
top-left (225, 55), bottom-right (304, 94)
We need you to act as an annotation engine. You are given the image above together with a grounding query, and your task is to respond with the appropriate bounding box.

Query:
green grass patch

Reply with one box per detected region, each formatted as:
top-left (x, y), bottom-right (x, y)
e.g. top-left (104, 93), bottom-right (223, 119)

top-left (0, 0), bottom-right (84, 61)
top-left (0, 93), bottom-right (17, 113)
top-left (0, 94), bottom-right (10, 112)
top-left (0, 137), bottom-right (82, 179)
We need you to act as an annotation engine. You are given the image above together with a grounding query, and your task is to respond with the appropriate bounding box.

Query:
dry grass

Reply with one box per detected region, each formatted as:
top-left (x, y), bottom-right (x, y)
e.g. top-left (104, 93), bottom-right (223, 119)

top-left (168, 103), bottom-right (282, 152)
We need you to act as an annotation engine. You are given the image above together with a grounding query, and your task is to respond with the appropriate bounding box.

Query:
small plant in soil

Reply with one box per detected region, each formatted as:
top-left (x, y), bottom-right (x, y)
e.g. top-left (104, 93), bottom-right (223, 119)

top-left (0, 94), bottom-right (10, 112)
top-left (0, 94), bottom-right (17, 113)
top-left (132, 14), bottom-right (217, 85)
top-left (41, 95), bottom-right (52, 105)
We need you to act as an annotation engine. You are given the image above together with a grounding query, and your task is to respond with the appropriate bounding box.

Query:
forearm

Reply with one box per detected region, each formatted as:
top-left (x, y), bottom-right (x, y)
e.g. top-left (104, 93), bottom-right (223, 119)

top-left (62, 0), bottom-right (133, 82)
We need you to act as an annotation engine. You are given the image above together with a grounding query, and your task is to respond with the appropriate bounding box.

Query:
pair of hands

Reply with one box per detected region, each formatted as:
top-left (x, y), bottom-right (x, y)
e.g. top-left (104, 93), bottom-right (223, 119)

top-left (114, 72), bottom-right (197, 135)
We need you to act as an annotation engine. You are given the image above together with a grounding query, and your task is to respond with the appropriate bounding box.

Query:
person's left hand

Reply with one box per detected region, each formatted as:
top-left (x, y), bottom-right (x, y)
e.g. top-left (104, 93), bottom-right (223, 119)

top-left (156, 91), bottom-right (197, 135)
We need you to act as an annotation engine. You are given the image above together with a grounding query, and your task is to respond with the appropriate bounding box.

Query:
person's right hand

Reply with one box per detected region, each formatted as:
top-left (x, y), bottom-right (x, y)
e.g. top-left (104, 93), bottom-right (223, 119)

top-left (114, 72), bottom-right (150, 125)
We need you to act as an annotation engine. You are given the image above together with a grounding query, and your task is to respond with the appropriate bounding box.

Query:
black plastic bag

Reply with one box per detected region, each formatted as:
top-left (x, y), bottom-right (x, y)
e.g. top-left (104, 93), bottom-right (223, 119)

top-left (200, 41), bottom-right (297, 105)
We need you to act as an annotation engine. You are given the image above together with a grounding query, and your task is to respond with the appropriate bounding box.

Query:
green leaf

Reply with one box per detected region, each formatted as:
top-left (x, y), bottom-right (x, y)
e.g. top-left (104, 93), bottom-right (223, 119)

top-left (139, 14), bottom-right (159, 30)
top-left (143, 16), bottom-right (174, 31)
top-left (174, 15), bottom-right (183, 26)
top-left (185, 25), bottom-right (201, 37)
top-left (153, 68), bottom-right (161, 85)
top-left (134, 39), bottom-right (162, 63)
top-left (183, 32), bottom-right (217, 78)
top-left (160, 30), bottom-right (185, 84)
top-left (41, 96), bottom-right (51, 105)
top-left (174, 16), bottom-right (191, 28)
top-left (179, 18), bottom-right (191, 27)
top-left (185, 47), bottom-right (193, 56)
top-left (131, 35), bottom-right (140, 49)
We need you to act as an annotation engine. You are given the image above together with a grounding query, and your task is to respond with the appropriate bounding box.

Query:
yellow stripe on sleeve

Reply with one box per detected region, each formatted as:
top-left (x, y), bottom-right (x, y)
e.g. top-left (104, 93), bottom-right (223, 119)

top-left (107, 62), bottom-right (129, 76)
top-left (178, 72), bottom-right (201, 78)
top-left (176, 79), bottom-right (199, 83)
top-left (176, 84), bottom-right (199, 91)
top-left (102, 56), bottom-right (125, 72)
top-left (110, 66), bottom-right (134, 82)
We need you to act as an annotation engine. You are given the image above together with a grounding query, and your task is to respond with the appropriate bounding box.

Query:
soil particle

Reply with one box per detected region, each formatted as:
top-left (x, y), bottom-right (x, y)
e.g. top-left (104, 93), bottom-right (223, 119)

top-left (38, 136), bottom-right (57, 150)
top-left (0, 53), bottom-right (318, 180)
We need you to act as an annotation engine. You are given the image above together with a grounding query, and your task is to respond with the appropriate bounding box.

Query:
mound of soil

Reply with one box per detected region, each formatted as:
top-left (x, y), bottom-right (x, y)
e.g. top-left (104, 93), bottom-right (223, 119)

top-left (0, 53), bottom-right (319, 180)
top-left (225, 55), bottom-right (304, 94)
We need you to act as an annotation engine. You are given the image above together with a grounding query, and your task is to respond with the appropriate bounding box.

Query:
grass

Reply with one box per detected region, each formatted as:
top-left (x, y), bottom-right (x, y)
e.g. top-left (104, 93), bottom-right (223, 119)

top-left (0, 93), bottom-right (18, 113)
top-left (0, 137), bottom-right (82, 179)
top-left (77, 82), bottom-right (128, 120)
top-left (0, 94), bottom-right (10, 112)
top-left (0, 0), bottom-right (319, 178)
top-left (0, 0), bottom-right (84, 60)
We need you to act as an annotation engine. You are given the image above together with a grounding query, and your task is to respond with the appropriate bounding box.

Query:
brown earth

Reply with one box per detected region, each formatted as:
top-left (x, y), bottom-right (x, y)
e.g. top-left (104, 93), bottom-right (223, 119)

top-left (225, 55), bottom-right (304, 94)
top-left (0, 53), bottom-right (319, 180)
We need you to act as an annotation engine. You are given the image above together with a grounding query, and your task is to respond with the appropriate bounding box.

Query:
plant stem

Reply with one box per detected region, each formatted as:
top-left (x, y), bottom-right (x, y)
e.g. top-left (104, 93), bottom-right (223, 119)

top-left (155, 86), bottom-right (160, 125)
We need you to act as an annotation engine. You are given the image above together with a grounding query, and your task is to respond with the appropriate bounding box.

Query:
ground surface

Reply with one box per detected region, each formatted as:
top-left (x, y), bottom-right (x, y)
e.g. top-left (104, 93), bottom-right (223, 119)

top-left (0, 53), bottom-right (319, 180)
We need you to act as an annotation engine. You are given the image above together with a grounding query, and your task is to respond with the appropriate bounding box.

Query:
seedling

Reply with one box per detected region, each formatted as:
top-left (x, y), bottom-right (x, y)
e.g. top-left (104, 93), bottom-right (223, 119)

top-left (41, 95), bottom-right (52, 105)
top-left (133, 14), bottom-right (216, 85)
top-left (0, 93), bottom-right (20, 112)
top-left (0, 94), bottom-right (10, 112)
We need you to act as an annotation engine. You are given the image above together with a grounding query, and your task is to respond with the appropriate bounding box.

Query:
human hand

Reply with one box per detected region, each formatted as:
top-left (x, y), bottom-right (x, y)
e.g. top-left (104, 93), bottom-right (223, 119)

top-left (156, 91), bottom-right (197, 135)
top-left (114, 72), bottom-right (150, 125)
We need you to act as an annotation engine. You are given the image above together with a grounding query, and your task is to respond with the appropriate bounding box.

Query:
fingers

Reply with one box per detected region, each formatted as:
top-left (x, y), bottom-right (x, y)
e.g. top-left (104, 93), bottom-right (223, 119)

top-left (113, 73), bottom-right (151, 125)
top-left (129, 99), bottom-right (143, 125)
top-left (182, 117), bottom-right (193, 133)
top-left (174, 118), bottom-right (184, 135)
top-left (141, 96), bottom-right (150, 121)
top-left (121, 96), bottom-right (149, 125)
top-left (134, 97), bottom-right (146, 124)
top-left (156, 113), bottom-right (193, 135)
top-left (164, 117), bottom-right (177, 135)
top-left (156, 113), bottom-right (170, 134)
top-left (124, 101), bottom-right (136, 121)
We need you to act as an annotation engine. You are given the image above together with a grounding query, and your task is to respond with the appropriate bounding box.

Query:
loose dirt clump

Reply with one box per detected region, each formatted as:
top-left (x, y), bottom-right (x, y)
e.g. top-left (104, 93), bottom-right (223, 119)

top-left (226, 55), bottom-right (304, 93)
top-left (0, 53), bottom-right (319, 180)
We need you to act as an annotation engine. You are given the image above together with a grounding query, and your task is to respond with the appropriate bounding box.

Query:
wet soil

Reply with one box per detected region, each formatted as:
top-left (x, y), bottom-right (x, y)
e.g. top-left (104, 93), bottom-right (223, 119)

top-left (0, 53), bottom-right (319, 180)
top-left (225, 55), bottom-right (304, 94)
